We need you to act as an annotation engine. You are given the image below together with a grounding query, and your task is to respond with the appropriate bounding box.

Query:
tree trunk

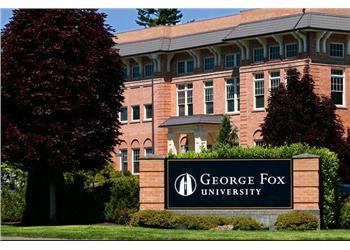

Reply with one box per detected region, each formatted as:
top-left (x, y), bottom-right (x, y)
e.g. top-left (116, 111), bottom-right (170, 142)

top-left (49, 181), bottom-right (57, 225)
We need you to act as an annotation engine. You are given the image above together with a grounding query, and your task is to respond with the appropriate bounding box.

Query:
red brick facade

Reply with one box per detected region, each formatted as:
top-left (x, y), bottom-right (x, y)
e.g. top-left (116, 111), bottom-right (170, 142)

top-left (112, 9), bottom-right (350, 174)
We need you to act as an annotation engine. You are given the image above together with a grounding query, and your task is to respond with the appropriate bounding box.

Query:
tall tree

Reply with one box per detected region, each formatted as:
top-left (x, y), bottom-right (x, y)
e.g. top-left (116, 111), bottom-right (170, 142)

top-left (1, 9), bottom-right (124, 225)
top-left (261, 67), bottom-right (348, 181)
top-left (136, 9), bottom-right (183, 27)
top-left (215, 115), bottom-right (239, 148)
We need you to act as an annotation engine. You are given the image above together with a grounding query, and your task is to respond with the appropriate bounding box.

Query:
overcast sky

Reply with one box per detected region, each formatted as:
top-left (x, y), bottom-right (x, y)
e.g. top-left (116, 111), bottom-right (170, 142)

top-left (1, 8), bottom-right (246, 33)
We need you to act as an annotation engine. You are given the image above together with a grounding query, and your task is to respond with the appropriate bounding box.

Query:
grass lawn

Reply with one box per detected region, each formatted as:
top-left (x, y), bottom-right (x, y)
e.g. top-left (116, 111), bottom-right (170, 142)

top-left (1, 225), bottom-right (350, 240)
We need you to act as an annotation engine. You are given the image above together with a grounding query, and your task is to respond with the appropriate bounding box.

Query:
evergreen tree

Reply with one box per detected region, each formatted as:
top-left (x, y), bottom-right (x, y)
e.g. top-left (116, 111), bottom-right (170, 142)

top-left (261, 67), bottom-right (348, 181)
top-left (136, 9), bottom-right (183, 27)
top-left (215, 115), bottom-right (239, 148)
top-left (1, 9), bottom-right (124, 225)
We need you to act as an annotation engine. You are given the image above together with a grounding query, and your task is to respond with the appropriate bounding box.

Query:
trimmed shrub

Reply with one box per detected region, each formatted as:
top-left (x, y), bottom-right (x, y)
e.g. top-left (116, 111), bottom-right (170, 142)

top-left (104, 175), bottom-right (139, 225)
top-left (1, 164), bottom-right (27, 222)
top-left (230, 216), bottom-right (265, 230)
top-left (131, 210), bottom-right (175, 228)
top-left (170, 143), bottom-right (339, 229)
top-left (340, 199), bottom-right (350, 229)
top-left (130, 210), bottom-right (266, 230)
top-left (172, 215), bottom-right (229, 230)
top-left (275, 212), bottom-right (319, 230)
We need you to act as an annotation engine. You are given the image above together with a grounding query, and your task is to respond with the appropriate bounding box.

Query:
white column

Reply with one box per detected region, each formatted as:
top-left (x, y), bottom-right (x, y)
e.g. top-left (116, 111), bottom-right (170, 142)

top-left (256, 37), bottom-right (267, 58)
top-left (272, 35), bottom-right (284, 56)
top-left (347, 35), bottom-right (350, 55)
top-left (148, 53), bottom-right (161, 73)
top-left (239, 40), bottom-right (250, 60)
top-left (167, 129), bottom-right (177, 154)
top-left (234, 41), bottom-right (246, 60)
top-left (315, 31), bottom-right (327, 53)
top-left (322, 32), bottom-right (332, 53)
top-left (291, 32), bottom-right (303, 53)
top-left (133, 57), bottom-right (143, 76)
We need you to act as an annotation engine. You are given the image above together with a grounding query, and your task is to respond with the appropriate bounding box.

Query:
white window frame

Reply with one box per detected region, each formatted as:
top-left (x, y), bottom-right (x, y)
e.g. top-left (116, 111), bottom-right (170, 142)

top-left (285, 43), bottom-right (298, 58)
top-left (269, 45), bottom-right (280, 61)
top-left (225, 53), bottom-right (240, 68)
top-left (204, 80), bottom-right (214, 114)
top-left (143, 104), bottom-right (152, 121)
top-left (131, 148), bottom-right (140, 175)
top-left (144, 147), bottom-right (153, 156)
top-left (119, 106), bottom-right (128, 123)
top-left (144, 63), bottom-right (154, 78)
top-left (329, 42), bottom-right (345, 58)
top-left (269, 71), bottom-right (281, 92)
top-left (177, 59), bottom-right (194, 75)
top-left (225, 77), bottom-right (240, 114)
top-left (131, 105), bottom-right (140, 122)
top-left (253, 73), bottom-right (265, 111)
top-left (331, 68), bottom-right (346, 108)
top-left (253, 47), bottom-right (264, 62)
top-left (254, 139), bottom-right (265, 147)
top-left (176, 83), bottom-right (193, 116)
top-left (119, 149), bottom-right (128, 172)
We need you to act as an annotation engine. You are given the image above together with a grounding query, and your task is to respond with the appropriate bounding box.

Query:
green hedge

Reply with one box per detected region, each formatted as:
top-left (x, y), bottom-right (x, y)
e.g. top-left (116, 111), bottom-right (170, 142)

top-left (340, 199), bottom-right (350, 229)
top-left (170, 143), bottom-right (340, 229)
top-left (275, 211), bottom-right (319, 230)
top-left (130, 210), bottom-right (265, 230)
top-left (104, 175), bottom-right (139, 225)
top-left (1, 164), bottom-right (27, 222)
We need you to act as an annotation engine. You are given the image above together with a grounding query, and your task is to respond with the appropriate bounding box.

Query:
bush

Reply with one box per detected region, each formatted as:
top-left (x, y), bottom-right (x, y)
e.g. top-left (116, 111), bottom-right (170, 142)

top-left (131, 210), bottom-right (175, 228)
top-left (340, 199), bottom-right (350, 229)
top-left (230, 216), bottom-right (265, 230)
top-left (170, 143), bottom-right (339, 229)
top-left (130, 210), bottom-right (266, 230)
top-left (104, 175), bottom-right (139, 225)
top-left (275, 212), bottom-right (319, 230)
top-left (1, 164), bottom-right (27, 222)
top-left (62, 165), bottom-right (136, 224)
top-left (172, 214), bottom-right (229, 230)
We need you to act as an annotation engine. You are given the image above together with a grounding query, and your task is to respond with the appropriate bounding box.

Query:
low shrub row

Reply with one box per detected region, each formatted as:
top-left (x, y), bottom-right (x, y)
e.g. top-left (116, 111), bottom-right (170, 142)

top-left (130, 210), bottom-right (266, 230)
top-left (275, 211), bottom-right (319, 230)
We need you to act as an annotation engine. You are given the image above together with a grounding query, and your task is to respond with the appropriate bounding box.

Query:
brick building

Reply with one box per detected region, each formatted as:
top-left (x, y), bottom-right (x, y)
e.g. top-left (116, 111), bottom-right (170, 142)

top-left (111, 8), bottom-right (350, 174)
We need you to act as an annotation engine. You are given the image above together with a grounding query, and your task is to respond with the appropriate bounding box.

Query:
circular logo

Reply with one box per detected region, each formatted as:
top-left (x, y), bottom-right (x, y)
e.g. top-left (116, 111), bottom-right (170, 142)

top-left (174, 173), bottom-right (197, 196)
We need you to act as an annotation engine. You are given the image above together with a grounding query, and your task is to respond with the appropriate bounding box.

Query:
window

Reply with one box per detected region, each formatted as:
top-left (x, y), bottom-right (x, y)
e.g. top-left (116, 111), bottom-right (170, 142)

top-left (331, 69), bottom-right (345, 106)
top-left (269, 71), bottom-right (280, 91)
top-left (177, 83), bottom-right (193, 116)
top-left (225, 53), bottom-right (240, 68)
top-left (122, 67), bottom-right (128, 80)
top-left (132, 64), bottom-right (140, 80)
top-left (132, 105), bottom-right (140, 121)
top-left (254, 140), bottom-right (265, 147)
top-left (144, 63), bottom-right (153, 78)
top-left (144, 147), bottom-right (153, 156)
top-left (120, 107), bottom-right (128, 122)
top-left (253, 47), bottom-right (264, 62)
top-left (132, 148), bottom-right (140, 174)
top-left (285, 43), bottom-right (298, 58)
top-left (204, 81), bottom-right (214, 114)
top-left (120, 149), bottom-right (128, 172)
top-left (177, 60), bottom-right (194, 75)
top-left (269, 45), bottom-right (280, 60)
top-left (330, 43), bottom-right (344, 58)
top-left (204, 57), bottom-right (215, 71)
top-left (144, 104), bottom-right (152, 120)
top-left (226, 77), bottom-right (240, 113)
top-left (254, 73), bottom-right (265, 109)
